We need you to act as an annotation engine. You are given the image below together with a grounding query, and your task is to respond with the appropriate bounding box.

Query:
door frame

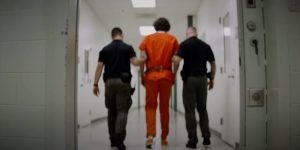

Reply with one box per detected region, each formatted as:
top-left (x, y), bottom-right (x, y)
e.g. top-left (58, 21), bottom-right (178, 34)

top-left (237, 0), bottom-right (267, 149)
top-left (66, 0), bottom-right (79, 149)
top-left (237, 0), bottom-right (247, 149)
top-left (65, 0), bottom-right (249, 149)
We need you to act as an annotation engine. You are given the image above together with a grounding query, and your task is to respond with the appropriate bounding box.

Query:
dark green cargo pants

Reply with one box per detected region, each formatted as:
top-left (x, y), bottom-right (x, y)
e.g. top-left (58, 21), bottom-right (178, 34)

top-left (183, 76), bottom-right (211, 143)
top-left (105, 79), bottom-right (132, 143)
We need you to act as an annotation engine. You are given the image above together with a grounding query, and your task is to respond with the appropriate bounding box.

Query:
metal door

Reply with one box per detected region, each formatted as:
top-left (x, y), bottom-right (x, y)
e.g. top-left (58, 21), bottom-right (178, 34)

top-left (238, 0), bottom-right (267, 149)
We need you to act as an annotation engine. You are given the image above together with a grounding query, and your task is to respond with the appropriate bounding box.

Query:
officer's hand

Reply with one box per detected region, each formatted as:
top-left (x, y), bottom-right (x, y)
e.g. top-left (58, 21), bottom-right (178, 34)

top-left (208, 79), bottom-right (214, 90)
top-left (93, 86), bottom-right (100, 96)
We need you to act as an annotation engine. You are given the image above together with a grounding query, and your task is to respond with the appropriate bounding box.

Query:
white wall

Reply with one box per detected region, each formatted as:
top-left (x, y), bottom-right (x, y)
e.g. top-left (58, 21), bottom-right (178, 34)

top-left (0, 0), bottom-right (47, 149)
top-left (130, 65), bottom-right (140, 108)
top-left (191, 0), bottom-right (240, 146)
top-left (45, 0), bottom-right (74, 149)
top-left (0, 0), bottom-right (70, 150)
top-left (77, 0), bottom-right (110, 127)
top-left (264, 0), bottom-right (300, 150)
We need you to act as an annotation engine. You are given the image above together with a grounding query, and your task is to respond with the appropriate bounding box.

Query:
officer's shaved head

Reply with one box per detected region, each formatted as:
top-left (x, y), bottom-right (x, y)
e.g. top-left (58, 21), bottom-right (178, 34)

top-left (186, 26), bottom-right (197, 39)
top-left (111, 27), bottom-right (123, 38)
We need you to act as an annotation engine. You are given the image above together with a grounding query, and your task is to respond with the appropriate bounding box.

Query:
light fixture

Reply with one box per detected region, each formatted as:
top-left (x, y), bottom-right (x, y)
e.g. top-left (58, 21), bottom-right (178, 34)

top-left (139, 26), bottom-right (156, 36)
top-left (223, 27), bottom-right (231, 37)
top-left (131, 0), bottom-right (156, 8)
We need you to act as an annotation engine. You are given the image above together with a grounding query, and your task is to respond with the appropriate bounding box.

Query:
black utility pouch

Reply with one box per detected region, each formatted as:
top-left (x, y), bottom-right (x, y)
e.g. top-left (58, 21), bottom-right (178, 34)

top-left (180, 71), bottom-right (187, 82)
top-left (120, 73), bottom-right (132, 83)
top-left (103, 74), bottom-right (108, 83)
top-left (130, 87), bottom-right (135, 95)
top-left (206, 72), bottom-right (212, 80)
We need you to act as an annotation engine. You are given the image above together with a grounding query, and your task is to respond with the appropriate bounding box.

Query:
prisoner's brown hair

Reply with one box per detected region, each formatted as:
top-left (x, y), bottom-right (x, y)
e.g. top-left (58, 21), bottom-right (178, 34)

top-left (153, 17), bottom-right (171, 32)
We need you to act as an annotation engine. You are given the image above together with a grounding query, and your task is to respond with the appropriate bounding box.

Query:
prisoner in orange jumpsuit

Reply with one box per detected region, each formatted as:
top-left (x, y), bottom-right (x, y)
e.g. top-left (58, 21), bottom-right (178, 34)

top-left (139, 17), bottom-right (179, 148)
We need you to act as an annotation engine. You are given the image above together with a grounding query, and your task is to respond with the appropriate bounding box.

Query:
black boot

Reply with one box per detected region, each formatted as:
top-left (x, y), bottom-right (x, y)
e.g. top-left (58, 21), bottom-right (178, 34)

top-left (115, 134), bottom-right (126, 150)
top-left (186, 140), bottom-right (197, 149)
top-left (186, 136), bottom-right (198, 149)
top-left (116, 142), bottom-right (126, 150)
top-left (110, 136), bottom-right (117, 147)
top-left (203, 138), bottom-right (211, 148)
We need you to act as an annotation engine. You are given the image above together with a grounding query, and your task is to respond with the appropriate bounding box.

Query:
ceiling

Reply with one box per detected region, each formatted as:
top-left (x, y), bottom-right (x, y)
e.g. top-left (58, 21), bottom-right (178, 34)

top-left (85, 0), bottom-right (201, 50)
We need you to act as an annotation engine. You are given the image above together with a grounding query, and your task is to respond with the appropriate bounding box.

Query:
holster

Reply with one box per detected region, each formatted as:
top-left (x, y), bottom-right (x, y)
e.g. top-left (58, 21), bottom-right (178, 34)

top-left (121, 73), bottom-right (135, 95)
top-left (181, 71), bottom-right (211, 82)
top-left (206, 72), bottom-right (212, 80)
top-left (130, 87), bottom-right (135, 95)
top-left (103, 74), bottom-right (108, 83)
top-left (180, 71), bottom-right (188, 82)
top-left (120, 73), bottom-right (132, 83)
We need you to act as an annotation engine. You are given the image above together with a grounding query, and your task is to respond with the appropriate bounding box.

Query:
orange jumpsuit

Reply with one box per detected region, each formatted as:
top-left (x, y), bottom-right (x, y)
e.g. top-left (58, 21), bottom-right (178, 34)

top-left (139, 32), bottom-right (179, 140)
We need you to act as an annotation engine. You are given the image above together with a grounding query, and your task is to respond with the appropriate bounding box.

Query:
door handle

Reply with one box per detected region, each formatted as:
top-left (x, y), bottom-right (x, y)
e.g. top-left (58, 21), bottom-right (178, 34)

top-left (250, 39), bottom-right (259, 55)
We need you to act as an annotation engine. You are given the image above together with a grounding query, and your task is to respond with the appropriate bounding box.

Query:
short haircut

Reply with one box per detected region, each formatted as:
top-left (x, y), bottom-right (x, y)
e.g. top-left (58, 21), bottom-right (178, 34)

top-left (111, 27), bottom-right (123, 38)
top-left (188, 26), bottom-right (197, 33)
top-left (153, 17), bottom-right (171, 32)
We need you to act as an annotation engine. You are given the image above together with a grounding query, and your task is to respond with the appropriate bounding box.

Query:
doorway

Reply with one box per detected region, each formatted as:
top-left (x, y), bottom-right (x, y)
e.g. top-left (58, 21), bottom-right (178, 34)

top-left (0, 0), bottom-right (298, 149)
top-left (75, 0), bottom-right (241, 149)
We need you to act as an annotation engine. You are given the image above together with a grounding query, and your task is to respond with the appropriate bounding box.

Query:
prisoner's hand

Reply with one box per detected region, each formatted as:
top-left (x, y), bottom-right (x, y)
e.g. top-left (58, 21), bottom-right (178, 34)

top-left (93, 86), bottom-right (100, 96)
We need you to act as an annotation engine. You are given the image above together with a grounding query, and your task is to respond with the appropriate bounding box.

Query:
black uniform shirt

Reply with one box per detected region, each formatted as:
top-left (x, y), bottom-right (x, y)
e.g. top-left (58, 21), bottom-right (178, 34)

top-left (98, 40), bottom-right (136, 80)
top-left (176, 36), bottom-right (215, 76)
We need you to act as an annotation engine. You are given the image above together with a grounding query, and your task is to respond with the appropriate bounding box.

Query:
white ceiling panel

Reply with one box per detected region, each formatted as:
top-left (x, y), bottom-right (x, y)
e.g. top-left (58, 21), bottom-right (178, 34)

top-left (84, 0), bottom-right (201, 50)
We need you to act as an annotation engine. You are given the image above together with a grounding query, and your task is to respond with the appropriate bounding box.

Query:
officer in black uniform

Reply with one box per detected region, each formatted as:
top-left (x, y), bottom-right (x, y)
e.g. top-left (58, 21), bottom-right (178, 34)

top-left (173, 26), bottom-right (216, 149)
top-left (93, 27), bottom-right (145, 150)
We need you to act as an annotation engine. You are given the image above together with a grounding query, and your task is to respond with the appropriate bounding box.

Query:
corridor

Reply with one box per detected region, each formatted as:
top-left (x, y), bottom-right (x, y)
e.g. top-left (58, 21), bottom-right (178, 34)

top-left (78, 109), bottom-right (234, 150)
top-left (77, 0), bottom-right (241, 148)
top-left (1, 0), bottom-right (299, 149)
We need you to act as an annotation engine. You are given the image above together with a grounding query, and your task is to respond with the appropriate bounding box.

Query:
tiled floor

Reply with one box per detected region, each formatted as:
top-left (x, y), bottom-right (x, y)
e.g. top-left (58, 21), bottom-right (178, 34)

top-left (78, 109), bottom-right (234, 150)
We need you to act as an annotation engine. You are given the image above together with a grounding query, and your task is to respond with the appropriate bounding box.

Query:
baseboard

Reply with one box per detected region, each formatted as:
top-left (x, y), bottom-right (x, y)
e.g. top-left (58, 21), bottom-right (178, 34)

top-left (210, 127), bottom-right (222, 138)
top-left (90, 116), bottom-right (107, 124)
top-left (87, 106), bottom-right (143, 126)
top-left (79, 123), bottom-right (90, 129)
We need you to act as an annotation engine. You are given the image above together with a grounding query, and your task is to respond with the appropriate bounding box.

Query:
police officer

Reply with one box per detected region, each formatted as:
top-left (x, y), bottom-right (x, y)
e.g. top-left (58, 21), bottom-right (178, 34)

top-left (173, 26), bottom-right (216, 149)
top-left (93, 27), bottom-right (145, 150)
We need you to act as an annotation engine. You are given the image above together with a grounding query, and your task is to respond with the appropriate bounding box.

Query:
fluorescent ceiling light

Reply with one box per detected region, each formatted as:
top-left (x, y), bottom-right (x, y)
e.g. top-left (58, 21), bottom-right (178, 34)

top-left (139, 26), bottom-right (156, 36)
top-left (223, 27), bottom-right (231, 37)
top-left (131, 0), bottom-right (156, 8)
